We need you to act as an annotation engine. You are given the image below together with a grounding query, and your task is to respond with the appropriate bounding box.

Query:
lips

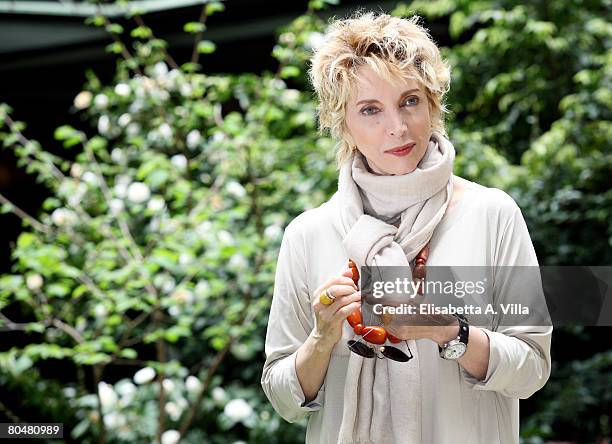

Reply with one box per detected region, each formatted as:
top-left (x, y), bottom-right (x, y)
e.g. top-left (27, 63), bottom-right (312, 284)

top-left (385, 143), bottom-right (416, 154)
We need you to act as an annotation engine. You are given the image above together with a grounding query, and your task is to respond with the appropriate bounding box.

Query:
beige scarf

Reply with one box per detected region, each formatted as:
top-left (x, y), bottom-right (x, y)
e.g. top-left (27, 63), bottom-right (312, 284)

top-left (330, 131), bottom-right (456, 444)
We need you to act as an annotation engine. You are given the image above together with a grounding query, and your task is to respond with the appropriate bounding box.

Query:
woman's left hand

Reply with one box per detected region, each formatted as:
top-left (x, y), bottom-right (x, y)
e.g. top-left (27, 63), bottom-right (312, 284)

top-left (384, 311), bottom-right (458, 343)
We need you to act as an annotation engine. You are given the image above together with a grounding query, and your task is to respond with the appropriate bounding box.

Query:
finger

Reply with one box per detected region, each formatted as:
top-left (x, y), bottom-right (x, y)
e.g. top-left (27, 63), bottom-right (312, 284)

top-left (332, 301), bottom-right (362, 322)
top-left (326, 284), bottom-right (358, 300)
top-left (325, 291), bottom-right (361, 319)
top-left (319, 290), bottom-right (360, 321)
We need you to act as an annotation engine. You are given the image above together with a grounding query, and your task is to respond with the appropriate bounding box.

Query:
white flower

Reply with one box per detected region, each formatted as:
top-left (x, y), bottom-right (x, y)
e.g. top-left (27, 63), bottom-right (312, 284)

top-left (94, 304), bottom-right (108, 317)
top-left (153, 61), bottom-right (169, 79)
top-left (180, 83), bottom-right (192, 97)
top-left (194, 281), bottom-right (210, 298)
top-left (281, 89), bottom-right (300, 105)
top-left (70, 163), bottom-right (83, 179)
top-left (98, 382), bottom-right (117, 410)
top-left (160, 430), bottom-right (180, 444)
top-left (98, 115), bottom-right (110, 135)
top-left (170, 154), bottom-right (187, 171)
top-left (185, 376), bottom-right (201, 394)
top-left (270, 78), bottom-right (286, 90)
top-left (165, 402), bottom-right (182, 421)
top-left (115, 175), bottom-right (131, 187)
top-left (212, 131), bottom-right (226, 143)
top-left (168, 305), bottom-right (180, 317)
top-left (103, 411), bottom-right (126, 429)
top-left (186, 129), bottom-right (201, 149)
top-left (109, 199), bottom-right (124, 216)
top-left (117, 113), bottom-right (131, 127)
top-left (127, 182), bottom-right (150, 204)
top-left (158, 123), bottom-right (173, 141)
top-left (126, 122), bottom-right (140, 137)
top-left (133, 367), bottom-right (156, 384)
top-left (82, 171), bottom-right (99, 186)
top-left (195, 221), bottom-right (212, 239)
top-left (147, 196), bottom-right (165, 212)
top-left (178, 252), bottom-right (193, 266)
top-left (170, 288), bottom-right (193, 305)
top-left (114, 183), bottom-right (127, 198)
top-left (305, 31), bottom-right (325, 51)
top-left (114, 83), bottom-right (130, 97)
top-left (161, 278), bottom-right (175, 293)
top-left (264, 224), bottom-right (282, 240)
top-left (142, 76), bottom-right (156, 91)
top-left (224, 399), bottom-right (253, 423)
top-left (51, 208), bottom-right (77, 226)
top-left (128, 99), bottom-right (144, 114)
top-left (94, 93), bottom-right (109, 109)
top-left (26, 274), bottom-right (43, 291)
top-left (162, 378), bottom-right (175, 393)
top-left (111, 148), bottom-right (126, 164)
top-left (212, 386), bottom-right (227, 404)
top-left (231, 343), bottom-right (254, 361)
top-left (115, 380), bottom-right (136, 399)
top-left (73, 91), bottom-right (92, 110)
top-left (226, 181), bottom-right (246, 199)
top-left (67, 182), bottom-right (86, 207)
top-left (228, 254), bottom-right (247, 272)
top-left (217, 230), bottom-right (234, 245)
top-left (63, 387), bottom-right (77, 398)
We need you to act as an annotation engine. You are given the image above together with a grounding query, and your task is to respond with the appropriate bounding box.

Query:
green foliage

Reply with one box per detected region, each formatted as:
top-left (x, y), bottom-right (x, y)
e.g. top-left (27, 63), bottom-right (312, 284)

top-left (0, 2), bottom-right (337, 442)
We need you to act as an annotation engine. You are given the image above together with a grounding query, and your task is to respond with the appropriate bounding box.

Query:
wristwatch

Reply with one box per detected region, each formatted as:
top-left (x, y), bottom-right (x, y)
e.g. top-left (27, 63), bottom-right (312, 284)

top-left (438, 314), bottom-right (469, 360)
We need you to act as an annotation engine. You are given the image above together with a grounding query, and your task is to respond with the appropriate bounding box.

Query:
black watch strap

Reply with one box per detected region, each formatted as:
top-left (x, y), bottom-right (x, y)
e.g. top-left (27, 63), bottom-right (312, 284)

top-left (438, 314), bottom-right (469, 352)
top-left (456, 314), bottom-right (469, 345)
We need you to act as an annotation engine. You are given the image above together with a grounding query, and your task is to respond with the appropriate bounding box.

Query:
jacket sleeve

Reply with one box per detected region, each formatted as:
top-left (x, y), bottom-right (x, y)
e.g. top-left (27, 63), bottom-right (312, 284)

top-left (461, 193), bottom-right (552, 399)
top-left (260, 220), bottom-right (325, 423)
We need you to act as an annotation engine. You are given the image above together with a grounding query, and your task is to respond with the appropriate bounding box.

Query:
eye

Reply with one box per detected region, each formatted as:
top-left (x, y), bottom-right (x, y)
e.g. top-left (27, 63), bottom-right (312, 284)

top-left (360, 106), bottom-right (378, 116)
top-left (403, 96), bottom-right (419, 106)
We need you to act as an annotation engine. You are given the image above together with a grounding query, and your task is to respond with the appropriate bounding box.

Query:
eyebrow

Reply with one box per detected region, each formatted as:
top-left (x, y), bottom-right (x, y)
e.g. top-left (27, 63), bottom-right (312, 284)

top-left (355, 88), bottom-right (420, 106)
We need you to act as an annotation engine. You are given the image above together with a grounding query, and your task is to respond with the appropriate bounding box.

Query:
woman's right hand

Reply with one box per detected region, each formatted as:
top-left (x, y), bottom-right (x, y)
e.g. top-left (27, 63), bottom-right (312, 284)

top-left (311, 266), bottom-right (361, 349)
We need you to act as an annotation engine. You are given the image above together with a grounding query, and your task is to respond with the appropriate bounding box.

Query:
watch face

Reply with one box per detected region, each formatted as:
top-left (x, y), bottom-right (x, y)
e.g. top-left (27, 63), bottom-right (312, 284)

top-left (443, 342), bottom-right (467, 360)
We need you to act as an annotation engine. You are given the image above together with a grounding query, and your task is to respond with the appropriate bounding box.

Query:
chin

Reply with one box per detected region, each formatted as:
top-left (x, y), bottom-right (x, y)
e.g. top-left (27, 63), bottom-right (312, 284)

top-left (383, 162), bottom-right (417, 176)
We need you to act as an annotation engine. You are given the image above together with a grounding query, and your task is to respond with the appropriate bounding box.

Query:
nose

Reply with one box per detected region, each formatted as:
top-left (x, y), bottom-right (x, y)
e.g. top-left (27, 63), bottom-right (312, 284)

top-left (388, 110), bottom-right (407, 137)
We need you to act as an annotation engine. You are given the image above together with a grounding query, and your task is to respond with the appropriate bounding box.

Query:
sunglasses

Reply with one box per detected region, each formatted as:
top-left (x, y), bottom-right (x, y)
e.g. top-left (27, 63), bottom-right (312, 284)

top-left (347, 339), bottom-right (414, 362)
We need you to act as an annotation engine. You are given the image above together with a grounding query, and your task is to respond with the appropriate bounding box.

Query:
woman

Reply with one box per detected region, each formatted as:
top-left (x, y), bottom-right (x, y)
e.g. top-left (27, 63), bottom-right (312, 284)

top-left (261, 11), bottom-right (551, 444)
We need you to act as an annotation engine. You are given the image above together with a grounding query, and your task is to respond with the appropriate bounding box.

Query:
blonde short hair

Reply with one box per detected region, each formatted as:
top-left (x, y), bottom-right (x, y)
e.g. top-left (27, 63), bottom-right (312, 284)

top-left (308, 10), bottom-right (451, 168)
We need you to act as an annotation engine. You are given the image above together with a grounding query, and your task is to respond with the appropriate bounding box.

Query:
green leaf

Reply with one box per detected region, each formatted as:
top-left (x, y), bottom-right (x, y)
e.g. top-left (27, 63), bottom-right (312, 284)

top-left (279, 66), bottom-right (300, 79)
top-left (105, 42), bottom-right (123, 54)
top-left (47, 282), bottom-right (71, 298)
top-left (105, 23), bottom-right (124, 34)
top-left (85, 15), bottom-right (106, 27)
top-left (184, 22), bottom-right (206, 34)
top-left (131, 26), bottom-right (153, 39)
top-left (205, 2), bottom-right (225, 16)
top-left (1, 202), bottom-right (14, 214)
top-left (181, 62), bottom-right (201, 73)
top-left (54, 125), bottom-right (79, 142)
top-left (72, 284), bottom-right (88, 299)
top-left (120, 348), bottom-right (137, 359)
top-left (86, 136), bottom-right (107, 154)
top-left (17, 232), bottom-right (37, 249)
top-left (197, 40), bottom-right (216, 54)
top-left (2, 133), bottom-right (18, 148)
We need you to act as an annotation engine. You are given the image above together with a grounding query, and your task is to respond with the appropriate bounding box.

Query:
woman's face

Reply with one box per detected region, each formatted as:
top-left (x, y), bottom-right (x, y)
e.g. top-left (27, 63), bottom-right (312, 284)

top-left (344, 65), bottom-right (432, 176)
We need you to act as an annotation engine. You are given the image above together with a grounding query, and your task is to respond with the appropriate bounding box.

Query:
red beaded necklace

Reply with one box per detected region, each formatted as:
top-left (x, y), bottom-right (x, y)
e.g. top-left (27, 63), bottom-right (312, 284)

top-left (345, 244), bottom-right (430, 345)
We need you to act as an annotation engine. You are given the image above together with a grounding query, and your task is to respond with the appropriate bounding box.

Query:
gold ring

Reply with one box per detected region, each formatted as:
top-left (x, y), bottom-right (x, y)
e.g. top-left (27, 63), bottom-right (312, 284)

top-left (319, 288), bottom-right (335, 305)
